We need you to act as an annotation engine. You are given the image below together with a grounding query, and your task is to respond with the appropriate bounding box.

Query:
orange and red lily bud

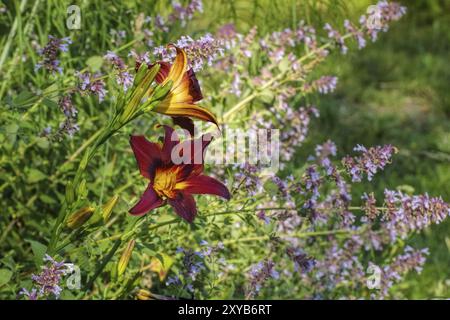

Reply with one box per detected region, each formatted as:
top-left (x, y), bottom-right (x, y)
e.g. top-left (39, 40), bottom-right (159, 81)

top-left (142, 46), bottom-right (218, 133)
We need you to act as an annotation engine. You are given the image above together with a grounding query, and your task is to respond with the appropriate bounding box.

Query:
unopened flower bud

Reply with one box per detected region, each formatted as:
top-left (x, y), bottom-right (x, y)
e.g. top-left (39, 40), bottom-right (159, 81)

top-left (67, 206), bottom-right (94, 229)
top-left (102, 194), bottom-right (119, 223)
top-left (117, 239), bottom-right (136, 277)
top-left (136, 289), bottom-right (152, 300)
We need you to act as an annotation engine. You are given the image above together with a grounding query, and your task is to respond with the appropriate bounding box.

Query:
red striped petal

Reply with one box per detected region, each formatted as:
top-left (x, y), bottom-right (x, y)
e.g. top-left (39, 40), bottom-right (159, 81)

top-left (172, 116), bottom-right (195, 136)
top-left (129, 184), bottom-right (164, 216)
top-left (130, 135), bottom-right (162, 180)
top-left (186, 69), bottom-right (203, 102)
top-left (180, 175), bottom-right (231, 200)
top-left (168, 191), bottom-right (197, 223)
top-left (161, 125), bottom-right (180, 164)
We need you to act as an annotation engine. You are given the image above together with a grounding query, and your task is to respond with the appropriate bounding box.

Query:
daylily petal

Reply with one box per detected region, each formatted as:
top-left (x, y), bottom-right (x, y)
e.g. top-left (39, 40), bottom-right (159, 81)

top-left (186, 69), bottom-right (203, 102)
top-left (175, 134), bottom-right (213, 180)
top-left (153, 102), bottom-right (218, 126)
top-left (129, 185), bottom-right (164, 216)
top-left (155, 61), bottom-right (171, 83)
top-left (168, 191), bottom-right (197, 223)
top-left (164, 45), bottom-right (187, 87)
top-left (172, 116), bottom-right (195, 136)
top-left (178, 175), bottom-right (231, 200)
top-left (169, 69), bottom-right (202, 103)
top-left (130, 135), bottom-right (162, 180)
top-left (160, 125), bottom-right (180, 164)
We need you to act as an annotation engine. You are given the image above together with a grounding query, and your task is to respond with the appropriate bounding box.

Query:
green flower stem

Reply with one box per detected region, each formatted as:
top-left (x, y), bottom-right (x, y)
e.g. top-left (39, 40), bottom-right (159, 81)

top-left (47, 102), bottom-right (152, 254)
top-left (84, 239), bottom-right (122, 291)
top-left (83, 215), bottom-right (145, 292)
top-left (221, 228), bottom-right (355, 246)
top-left (97, 207), bottom-right (299, 244)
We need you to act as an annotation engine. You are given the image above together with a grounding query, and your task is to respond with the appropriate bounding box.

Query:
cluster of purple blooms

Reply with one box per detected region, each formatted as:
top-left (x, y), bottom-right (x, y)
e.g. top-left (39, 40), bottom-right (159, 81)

top-left (35, 35), bottom-right (71, 74)
top-left (169, 0), bottom-right (203, 26)
top-left (304, 76), bottom-right (338, 94)
top-left (56, 94), bottom-right (79, 138)
top-left (153, 34), bottom-right (223, 72)
top-left (375, 246), bottom-right (428, 299)
top-left (285, 247), bottom-right (315, 273)
top-left (246, 260), bottom-right (279, 299)
top-left (166, 247), bottom-right (206, 293)
top-left (360, 1), bottom-right (407, 42)
top-left (150, 0), bottom-right (203, 32)
top-left (165, 241), bottom-right (228, 295)
top-left (324, 23), bottom-right (348, 54)
top-left (377, 190), bottom-right (450, 242)
top-left (250, 103), bottom-right (319, 165)
top-left (104, 51), bottom-right (134, 91)
top-left (76, 71), bottom-right (107, 102)
top-left (342, 144), bottom-right (398, 182)
top-left (20, 255), bottom-right (73, 300)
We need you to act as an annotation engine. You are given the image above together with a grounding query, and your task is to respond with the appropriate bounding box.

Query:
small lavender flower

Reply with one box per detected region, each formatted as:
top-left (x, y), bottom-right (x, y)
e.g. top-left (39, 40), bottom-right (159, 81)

top-left (257, 210), bottom-right (271, 224)
top-left (166, 275), bottom-right (182, 286)
top-left (216, 23), bottom-right (239, 50)
top-left (246, 260), bottom-right (279, 299)
top-left (315, 140), bottom-right (337, 160)
top-left (158, 15), bottom-right (171, 32)
top-left (295, 21), bottom-right (318, 51)
top-left (128, 50), bottom-right (150, 65)
top-left (58, 118), bottom-right (80, 138)
top-left (76, 71), bottom-right (107, 102)
top-left (178, 247), bottom-right (206, 281)
top-left (20, 254), bottom-right (72, 300)
top-left (19, 288), bottom-right (39, 300)
top-left (286, 247), bottom-right (315, 273)
top-left (382, 190), bottom-right (450, 241)
top-left (342, 144), bottom-right (397, 182)
top-left (104, 51), bottom-right (126, 69)
top-left (324, 23), bottom-right (348, 54)
top-left (362, 192), bottom-right (378, 221)
top-left (360, 1), bottom-right (407, 42)
top-left (375, 246), bottom-right (428, 298)
top-left (104, 51), bottom-right (133, 91)
top-left (308, 76), bottom-right (338, 94)
top-left (154, 34), bottom-right (224, 72)
top-left (200, 240), bottom-right (224, 257)
top-left (169, 0), bottom-right (203, 26)
top-left (344, 19), bottom-right (366, 49)
top-left (58, 94), bottom-right (77, 118)
top-left (35, 35), bottom-right (71, 74)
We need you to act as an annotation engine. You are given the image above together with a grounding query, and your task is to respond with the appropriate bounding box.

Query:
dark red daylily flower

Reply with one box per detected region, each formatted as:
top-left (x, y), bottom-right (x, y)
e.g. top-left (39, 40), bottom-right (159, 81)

top-left (129, 126), bottom-right (230, 223)
top-left (136, 46), bottom-right (217, 135)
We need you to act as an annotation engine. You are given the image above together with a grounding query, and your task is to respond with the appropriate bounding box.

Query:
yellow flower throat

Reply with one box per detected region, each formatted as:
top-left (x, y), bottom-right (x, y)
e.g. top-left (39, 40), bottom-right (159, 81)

top-left (153, 168), bottom-right (178, 199)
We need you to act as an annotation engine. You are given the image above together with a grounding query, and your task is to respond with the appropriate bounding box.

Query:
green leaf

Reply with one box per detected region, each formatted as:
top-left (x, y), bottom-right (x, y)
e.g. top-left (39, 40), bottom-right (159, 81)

top-left (0, 269), bottom-right (13, 287)
top-left (26, 239), bottom-right (47, 266)
top-left (42, 98), bottom-right (59, 110)
top-left (12, 90), bottom-right (38, 108)
top-left (27, 168), bottom-right (47, 183)
top-left (39, 194), bottom-right (57, 205)
top-left (259, 89), bottom-right (275, 104)
top-left (86, 56), bottom-right (104, 72)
